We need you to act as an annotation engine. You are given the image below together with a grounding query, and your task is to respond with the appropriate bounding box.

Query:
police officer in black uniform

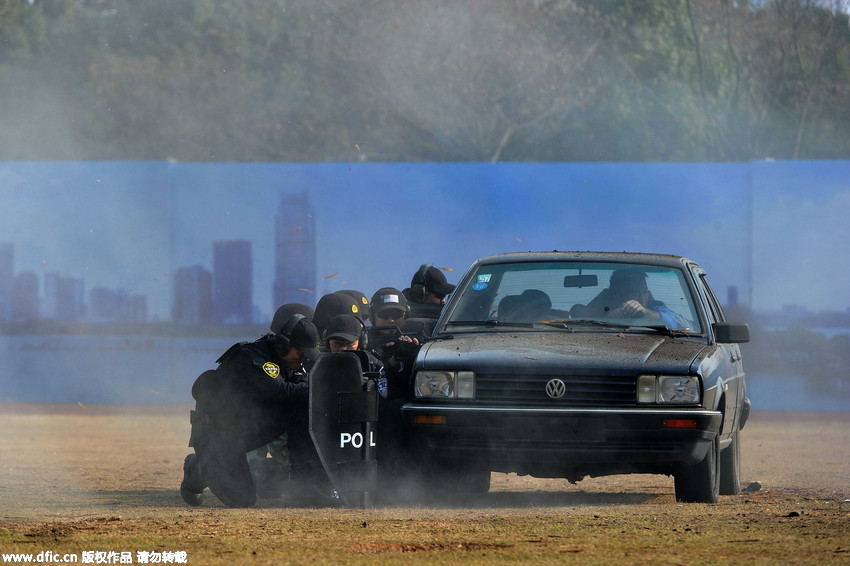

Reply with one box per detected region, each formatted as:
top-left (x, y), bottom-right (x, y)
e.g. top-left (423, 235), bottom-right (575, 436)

top-left (246, 302), bottom-right (315, 496)
top-left (312, 291), bottom-right (363, 341)
top-left (403, 264), bottom-right (456, 321)
top-left (338, 290), bottom-right (371, 324)
top-left (323, 313), bottom-right (384, 385)
top-left (269, 302), bottom-right (314, 334)
top-left (365, 288), bottom-right (425, 499)
top-left (180, 314), bottom-right (327, 508)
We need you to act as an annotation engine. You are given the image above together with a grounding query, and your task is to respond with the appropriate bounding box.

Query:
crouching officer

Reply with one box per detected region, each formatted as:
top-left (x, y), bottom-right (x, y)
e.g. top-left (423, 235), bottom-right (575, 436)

top-left (365, 288), bottom-right (424, 500)
top-left (180, 314), bottom-right (326, 507)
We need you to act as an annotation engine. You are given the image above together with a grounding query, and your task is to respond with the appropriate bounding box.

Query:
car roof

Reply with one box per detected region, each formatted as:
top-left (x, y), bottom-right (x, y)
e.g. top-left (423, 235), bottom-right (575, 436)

top-left (472, 251), bottom-right (695, 269)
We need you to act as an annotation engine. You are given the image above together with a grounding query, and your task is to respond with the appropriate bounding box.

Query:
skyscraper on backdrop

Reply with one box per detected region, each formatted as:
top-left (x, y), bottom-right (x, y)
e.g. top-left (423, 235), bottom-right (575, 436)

top-left (273, 192), bottom-right (316, 309)
top-left (213, 240), bottom-right (252, 325)
top-left (42, 272), bottom-right (85, 323)
top-left (12, 272), bottom-right (39, 321)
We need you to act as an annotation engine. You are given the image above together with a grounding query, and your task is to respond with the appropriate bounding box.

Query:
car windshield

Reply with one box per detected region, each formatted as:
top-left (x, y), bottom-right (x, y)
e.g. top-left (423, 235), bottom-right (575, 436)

top-left (446, 261), bottom-right (702, 333)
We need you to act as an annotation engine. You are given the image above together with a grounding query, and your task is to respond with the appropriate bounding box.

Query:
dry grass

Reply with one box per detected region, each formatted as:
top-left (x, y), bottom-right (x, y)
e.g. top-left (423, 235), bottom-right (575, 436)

top-left (1, 405), bottom-right (848, 565)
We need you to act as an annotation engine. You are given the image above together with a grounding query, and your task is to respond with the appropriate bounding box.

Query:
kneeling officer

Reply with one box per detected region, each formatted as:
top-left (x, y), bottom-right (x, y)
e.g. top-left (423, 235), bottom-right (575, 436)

top-left (180, 314), bottom-right (324, 507)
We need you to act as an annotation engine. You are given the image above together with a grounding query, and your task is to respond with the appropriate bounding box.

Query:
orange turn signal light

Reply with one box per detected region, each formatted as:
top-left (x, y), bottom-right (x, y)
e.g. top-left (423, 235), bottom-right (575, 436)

top-left (662, 418), bottom-right (698, 428)
top-left (413, 415), bottom-right (446, 425)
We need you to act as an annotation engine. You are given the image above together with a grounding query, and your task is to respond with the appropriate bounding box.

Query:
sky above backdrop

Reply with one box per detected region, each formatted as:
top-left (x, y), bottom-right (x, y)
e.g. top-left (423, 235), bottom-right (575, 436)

top-left (1, 160), bottom-right (848, 321)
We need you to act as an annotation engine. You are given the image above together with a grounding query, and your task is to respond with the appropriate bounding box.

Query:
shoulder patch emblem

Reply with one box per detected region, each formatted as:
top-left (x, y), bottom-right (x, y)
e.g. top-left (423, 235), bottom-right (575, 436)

top-left (262, 362), bottom-right (281, 379)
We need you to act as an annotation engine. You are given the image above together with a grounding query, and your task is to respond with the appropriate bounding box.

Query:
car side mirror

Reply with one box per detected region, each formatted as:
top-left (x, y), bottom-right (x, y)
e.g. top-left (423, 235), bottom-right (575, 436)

top-left (713, 322), bottom-right (749, 343)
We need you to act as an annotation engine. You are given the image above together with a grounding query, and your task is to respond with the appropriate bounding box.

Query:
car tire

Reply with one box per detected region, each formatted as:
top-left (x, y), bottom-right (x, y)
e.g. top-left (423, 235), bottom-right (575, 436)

top-left (674, 434), bottom-right (720, 503)
top-left (719, 428), bottom-right (742, 495)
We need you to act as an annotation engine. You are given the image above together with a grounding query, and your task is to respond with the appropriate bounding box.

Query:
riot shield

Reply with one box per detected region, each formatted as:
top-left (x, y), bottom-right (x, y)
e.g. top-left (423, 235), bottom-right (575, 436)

top-left (308, 352), bottom-right (379, 508)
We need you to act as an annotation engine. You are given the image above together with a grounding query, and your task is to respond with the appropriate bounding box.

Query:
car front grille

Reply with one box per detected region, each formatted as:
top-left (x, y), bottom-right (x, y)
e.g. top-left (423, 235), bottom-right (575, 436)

top-left (475, 373), bottom-right (637, 406)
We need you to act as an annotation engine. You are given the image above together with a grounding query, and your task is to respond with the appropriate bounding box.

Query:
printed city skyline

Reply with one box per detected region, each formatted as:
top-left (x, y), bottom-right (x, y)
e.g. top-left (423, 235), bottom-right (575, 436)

top-left (0, 190), bottom-right (319, 325)
top-left (1, 160), bottom-right (848, 323)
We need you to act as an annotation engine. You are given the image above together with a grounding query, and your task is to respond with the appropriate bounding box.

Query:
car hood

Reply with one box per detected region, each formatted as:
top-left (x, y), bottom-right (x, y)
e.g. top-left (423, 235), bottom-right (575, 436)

top-left (420, 331), bottom-right (706, 375)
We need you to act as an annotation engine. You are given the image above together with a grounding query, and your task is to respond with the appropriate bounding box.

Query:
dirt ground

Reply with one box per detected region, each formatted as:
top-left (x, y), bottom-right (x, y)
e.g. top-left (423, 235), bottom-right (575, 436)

top-left (0, 404), bottom-right (848, 565)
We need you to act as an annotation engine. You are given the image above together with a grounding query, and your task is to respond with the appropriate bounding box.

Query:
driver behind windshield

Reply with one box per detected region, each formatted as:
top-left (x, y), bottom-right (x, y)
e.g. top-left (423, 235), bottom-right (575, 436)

top-left (581, 269), bottom-right (680, 327)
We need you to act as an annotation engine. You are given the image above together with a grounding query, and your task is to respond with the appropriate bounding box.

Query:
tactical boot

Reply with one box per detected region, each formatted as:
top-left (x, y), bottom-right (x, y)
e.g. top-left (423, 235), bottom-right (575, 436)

top-left (180, 453), bottom-right (205, 507)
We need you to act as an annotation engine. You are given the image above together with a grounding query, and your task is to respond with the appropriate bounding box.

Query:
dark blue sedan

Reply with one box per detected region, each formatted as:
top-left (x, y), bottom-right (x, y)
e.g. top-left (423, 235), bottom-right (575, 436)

top-left (402, 251), bottom-right (750, 503)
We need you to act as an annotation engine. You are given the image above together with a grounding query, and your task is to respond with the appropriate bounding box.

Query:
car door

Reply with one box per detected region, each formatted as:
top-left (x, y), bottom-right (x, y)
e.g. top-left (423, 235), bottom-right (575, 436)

top-left (693, 267), bottom-right (743, 437)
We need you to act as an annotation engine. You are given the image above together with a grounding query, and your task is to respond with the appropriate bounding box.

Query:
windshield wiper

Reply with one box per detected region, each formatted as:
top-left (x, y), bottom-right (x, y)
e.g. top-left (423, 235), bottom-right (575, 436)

top-left (445, 319), bottom-right (535, 328)
top-left (542, 319), bottom-right (632, 330)
top-left (627, 324), bottom-right (693, 337)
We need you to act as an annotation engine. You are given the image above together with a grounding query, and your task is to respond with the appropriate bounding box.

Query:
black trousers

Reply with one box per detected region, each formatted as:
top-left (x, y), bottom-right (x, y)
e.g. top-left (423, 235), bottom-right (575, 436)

top-left (190, 405), bottom-right (324, 507)
top-left (194, 430), bottom-right (257, 507)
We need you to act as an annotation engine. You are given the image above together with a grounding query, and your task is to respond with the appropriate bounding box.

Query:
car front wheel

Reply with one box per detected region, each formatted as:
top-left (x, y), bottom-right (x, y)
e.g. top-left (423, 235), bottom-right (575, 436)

top-left (674, 434), bottom-right (720, 503)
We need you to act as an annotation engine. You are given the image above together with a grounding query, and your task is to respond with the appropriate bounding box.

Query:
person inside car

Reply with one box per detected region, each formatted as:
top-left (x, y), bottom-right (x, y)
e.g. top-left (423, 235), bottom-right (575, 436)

top-left (580, 269), bottom-right (680, 327)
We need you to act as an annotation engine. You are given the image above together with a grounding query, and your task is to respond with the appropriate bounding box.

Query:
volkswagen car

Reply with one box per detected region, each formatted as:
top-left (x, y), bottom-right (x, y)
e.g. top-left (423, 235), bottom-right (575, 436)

top-left (401, 251), bottom-right (750, 503)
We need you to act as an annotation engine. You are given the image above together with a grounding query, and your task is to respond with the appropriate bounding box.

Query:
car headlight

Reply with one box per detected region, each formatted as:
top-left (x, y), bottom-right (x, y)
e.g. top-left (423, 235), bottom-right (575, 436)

top-left (414, 370), bottom-right (475, 399)
top-left (637, 375), bottom-right (700, 404)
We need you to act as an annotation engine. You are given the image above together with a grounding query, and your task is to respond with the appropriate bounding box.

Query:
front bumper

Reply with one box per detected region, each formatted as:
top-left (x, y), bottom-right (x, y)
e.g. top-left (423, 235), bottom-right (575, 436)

top-left (401, 404), bottom-right (721, 475)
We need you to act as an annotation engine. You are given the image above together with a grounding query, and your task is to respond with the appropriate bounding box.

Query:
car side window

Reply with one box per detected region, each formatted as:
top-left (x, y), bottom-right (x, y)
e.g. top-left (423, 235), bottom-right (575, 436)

top-left (697, 273), bottom-right (725, 324)
top-left (644, 270), bottom-right (702, 331)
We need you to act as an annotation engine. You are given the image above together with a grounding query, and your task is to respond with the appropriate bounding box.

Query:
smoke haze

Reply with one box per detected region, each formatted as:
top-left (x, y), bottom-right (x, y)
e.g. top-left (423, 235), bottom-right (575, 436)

top-left (1, 3), bottom-right (848, 411)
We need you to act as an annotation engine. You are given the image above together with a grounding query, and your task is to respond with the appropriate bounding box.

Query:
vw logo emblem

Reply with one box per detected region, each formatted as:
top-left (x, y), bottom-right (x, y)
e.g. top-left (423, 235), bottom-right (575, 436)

top-left (545, 378), bottom-right (567, 399)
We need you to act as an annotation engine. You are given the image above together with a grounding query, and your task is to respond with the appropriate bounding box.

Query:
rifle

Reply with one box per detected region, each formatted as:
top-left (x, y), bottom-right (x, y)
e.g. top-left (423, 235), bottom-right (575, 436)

top-left (365, 318), bottom-right (434, 364)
